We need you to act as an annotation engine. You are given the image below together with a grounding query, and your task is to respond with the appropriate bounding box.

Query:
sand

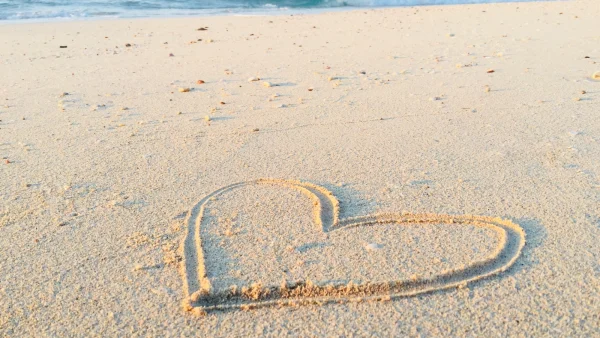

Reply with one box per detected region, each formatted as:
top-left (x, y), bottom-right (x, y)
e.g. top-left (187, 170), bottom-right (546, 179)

top-left (1, 0), bottom-right (599, 335)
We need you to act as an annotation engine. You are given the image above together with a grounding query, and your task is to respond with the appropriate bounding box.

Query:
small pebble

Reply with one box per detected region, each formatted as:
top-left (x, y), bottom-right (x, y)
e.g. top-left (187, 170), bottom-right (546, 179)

top-left (178, 87), bottom-right (191, 93)
top-left (592, 72), bottom-right (600, 80)
top-left (263, 82), bottom-right (272, 87)
top-left (581, 90), bottom-right (586, 94)
top-left (252, 128), bottom-right (259, 132)
top-left (197, 80), bottom-right (205, 84)
top-left (573, 97), bottom-right (581, 101)
top-left (248, 77), bottom-right (260, 82)
top-left (487, 69), bottom-right (495, 73)
top-left (484, 85), bottom-right (491, 93)
top-left (125, 43), bottom-right (131, 47)
top-left (204, 115), bottom-right (211, 122)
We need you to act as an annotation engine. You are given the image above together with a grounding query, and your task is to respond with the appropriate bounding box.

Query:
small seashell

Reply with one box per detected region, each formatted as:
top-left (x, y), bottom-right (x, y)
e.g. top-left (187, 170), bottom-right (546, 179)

top-left (178, 87), bottom-right (191, 93)
top-left (248, 77), bottom-right (260, 82)
top-left (365, 243), bottom-right (383, 251)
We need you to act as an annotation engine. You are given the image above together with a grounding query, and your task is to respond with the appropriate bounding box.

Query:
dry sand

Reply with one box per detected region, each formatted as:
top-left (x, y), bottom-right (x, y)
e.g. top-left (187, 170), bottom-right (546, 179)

top-left (1, 0), bottom-right (600, 335)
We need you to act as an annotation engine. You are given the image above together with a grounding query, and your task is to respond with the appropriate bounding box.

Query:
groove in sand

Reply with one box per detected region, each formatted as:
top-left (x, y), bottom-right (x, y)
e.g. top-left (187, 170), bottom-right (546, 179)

top-left (180, 178), bottom-right (526, 315)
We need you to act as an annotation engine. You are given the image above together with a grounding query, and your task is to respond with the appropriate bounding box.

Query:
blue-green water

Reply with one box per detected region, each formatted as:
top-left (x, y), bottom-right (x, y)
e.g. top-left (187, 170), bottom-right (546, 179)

top-left (0, 0), bottom-right (538, 21)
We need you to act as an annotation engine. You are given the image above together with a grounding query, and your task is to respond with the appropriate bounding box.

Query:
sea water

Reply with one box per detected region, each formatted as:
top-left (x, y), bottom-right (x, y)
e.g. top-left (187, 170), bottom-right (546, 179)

top-left (0, 0), bottom-right (540, 21)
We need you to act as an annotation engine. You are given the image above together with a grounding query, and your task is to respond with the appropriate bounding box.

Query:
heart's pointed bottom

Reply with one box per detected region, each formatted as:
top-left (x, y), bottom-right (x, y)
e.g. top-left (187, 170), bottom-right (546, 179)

top-left (180, 179), bottom-right (526, 314)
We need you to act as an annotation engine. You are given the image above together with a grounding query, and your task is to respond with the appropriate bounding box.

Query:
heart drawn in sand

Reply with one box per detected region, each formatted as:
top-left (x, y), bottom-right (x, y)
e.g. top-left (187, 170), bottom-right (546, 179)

top-left (180, 179), bottom-right (526, 315)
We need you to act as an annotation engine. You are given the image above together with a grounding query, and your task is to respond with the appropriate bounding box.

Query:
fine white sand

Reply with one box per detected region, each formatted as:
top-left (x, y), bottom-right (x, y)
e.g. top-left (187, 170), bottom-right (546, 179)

top-left (1, 0), bottom-right (600, 335)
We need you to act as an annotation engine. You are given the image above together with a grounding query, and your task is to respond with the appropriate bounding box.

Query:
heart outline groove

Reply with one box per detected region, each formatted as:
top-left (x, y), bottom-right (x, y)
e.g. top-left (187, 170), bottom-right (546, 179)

top-left (180, 178), bottom-right (526, 315)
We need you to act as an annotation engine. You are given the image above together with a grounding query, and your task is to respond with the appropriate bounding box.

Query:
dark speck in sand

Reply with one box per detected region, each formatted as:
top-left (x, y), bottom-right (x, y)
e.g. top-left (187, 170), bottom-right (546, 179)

top-left (60, 46), bottom-right (67, 48)
top-left (125, 43), bottom-right (131, 47)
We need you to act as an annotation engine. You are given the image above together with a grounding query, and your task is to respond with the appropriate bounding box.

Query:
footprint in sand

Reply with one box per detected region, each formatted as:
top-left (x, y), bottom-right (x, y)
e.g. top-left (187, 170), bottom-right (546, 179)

top-left (180, 179), bottom-right (526, 315)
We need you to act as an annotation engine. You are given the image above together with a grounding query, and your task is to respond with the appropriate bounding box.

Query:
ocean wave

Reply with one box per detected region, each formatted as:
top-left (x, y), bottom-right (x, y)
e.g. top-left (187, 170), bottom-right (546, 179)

top-left (0, 0), bottom-right (537, 21)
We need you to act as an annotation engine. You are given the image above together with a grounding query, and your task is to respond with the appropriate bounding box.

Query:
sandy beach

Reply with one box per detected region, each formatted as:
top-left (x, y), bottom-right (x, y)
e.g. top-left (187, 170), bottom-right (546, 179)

top-left (1, 0), bottom-right (600, 335)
